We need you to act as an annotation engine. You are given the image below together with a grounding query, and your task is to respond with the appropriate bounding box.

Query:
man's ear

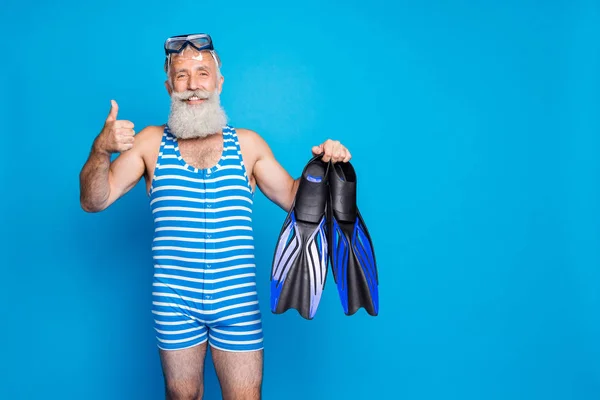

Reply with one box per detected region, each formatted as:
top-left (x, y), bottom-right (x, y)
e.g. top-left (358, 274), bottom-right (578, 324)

top-left (217, 75), bottom-right (224, 94)
top-left (165, 79), bottom-right (172, 95)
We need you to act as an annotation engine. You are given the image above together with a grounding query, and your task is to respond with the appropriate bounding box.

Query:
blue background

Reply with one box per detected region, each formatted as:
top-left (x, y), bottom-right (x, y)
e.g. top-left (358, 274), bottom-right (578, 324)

top-left (1, 0), bottom-right (599, 399)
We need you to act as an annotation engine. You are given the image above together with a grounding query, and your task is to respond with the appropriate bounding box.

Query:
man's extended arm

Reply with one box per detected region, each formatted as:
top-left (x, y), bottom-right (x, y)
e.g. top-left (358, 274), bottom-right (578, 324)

top-left (239, 129), bottom-right (351, 211)
top-left (79, 100), bottom-right (145, 212)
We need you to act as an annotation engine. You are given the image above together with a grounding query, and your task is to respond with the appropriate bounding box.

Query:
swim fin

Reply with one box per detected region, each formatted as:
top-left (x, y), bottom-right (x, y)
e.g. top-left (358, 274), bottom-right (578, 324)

top-left (270, 155), bottom-right (330, 320)
top-left (328, 161), bottom-right (379, 316)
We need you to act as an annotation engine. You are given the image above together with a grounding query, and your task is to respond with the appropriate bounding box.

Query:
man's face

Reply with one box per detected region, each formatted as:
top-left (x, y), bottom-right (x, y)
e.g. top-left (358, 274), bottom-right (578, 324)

top-left (165, 47), bottom-right (228, 139)
top-left (166, 48), bottom-right (223, 99)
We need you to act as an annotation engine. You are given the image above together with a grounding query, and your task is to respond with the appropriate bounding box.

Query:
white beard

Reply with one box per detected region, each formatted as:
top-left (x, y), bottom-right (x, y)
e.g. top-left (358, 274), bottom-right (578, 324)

top-left (167, 89), bottom-right (228, 139)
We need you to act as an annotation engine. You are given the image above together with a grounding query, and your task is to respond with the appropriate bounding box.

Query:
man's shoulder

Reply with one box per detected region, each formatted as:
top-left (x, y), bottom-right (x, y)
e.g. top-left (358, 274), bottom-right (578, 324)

top-left (136, 125), bottom-right (165, 145)
top-left (133, 125), bottom-right (165, 156)
top-left (231, 127), bottom-right (271, 163)
top-left (232, 127), bottom-right (265, 145)
top-left (138, 124), bottom-right (165, 137)
top-left (232, 127), bottom-right (257, 138)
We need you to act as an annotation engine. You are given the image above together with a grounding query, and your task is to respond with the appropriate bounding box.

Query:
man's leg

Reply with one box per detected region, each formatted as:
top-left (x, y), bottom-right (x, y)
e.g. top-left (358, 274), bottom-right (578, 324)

top-left (159, 343), bottom-right (208, 400)
top-left (211, 347), bottom-right (263, 400)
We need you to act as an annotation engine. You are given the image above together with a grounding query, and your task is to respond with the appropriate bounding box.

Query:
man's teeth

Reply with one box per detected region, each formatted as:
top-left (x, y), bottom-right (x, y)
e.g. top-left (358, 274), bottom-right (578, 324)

top-left (188, 96), bottom-right (200, 101)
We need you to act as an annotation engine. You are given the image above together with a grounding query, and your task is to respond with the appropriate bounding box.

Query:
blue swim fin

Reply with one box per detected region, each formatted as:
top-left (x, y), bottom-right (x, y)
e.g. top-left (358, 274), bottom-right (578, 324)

top-left (270, 156), bottom-right (330, 320)
top-left (328, 161), bottom-right (379, 316)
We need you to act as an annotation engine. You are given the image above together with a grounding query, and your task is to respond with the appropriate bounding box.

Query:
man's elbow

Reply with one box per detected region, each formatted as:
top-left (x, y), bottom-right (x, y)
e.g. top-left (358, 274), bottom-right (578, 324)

top-left (80, 202), bottom-right (99, 213)
top-left (80, 197), bottom-right (106, 213)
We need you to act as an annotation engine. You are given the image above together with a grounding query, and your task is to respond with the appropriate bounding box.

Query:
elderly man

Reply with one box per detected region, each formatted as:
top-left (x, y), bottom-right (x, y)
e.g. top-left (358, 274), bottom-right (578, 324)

top-left (79, 33), bottom-right (351, 400)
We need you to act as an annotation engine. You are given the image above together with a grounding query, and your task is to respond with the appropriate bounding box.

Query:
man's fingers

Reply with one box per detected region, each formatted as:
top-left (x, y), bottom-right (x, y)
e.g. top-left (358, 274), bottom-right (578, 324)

top-left (116, 128), bottom-right (135, 137)
top-left (106, 99), bottom-right (119, 122)
top-left (314, 140), bottom-right (349, 163)
top-left (120, 143), bottom-right (134, 152)
top-left (325, 144), bottom-right (341, 163)
top-left (121, 135), bottom-right (135, 144)
top-left (114, 120), bottom-right (135, 129)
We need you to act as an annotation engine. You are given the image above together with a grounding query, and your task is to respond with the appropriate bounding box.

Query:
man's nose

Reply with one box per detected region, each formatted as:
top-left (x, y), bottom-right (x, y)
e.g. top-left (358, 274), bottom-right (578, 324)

top-left (188, 76), bottom-right (204, 91)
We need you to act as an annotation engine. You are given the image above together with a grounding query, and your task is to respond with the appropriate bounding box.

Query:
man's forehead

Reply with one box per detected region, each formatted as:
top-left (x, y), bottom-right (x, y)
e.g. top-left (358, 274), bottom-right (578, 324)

top-left (170, 49), bottom-right (214, 68)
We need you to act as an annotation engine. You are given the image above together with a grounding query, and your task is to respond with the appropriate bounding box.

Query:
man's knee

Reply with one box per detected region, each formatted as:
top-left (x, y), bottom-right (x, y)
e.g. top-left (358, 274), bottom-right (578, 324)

top-left (165, 379), bottom-right (203, 400)
top-left (222, 384), bottom-right (261, 400)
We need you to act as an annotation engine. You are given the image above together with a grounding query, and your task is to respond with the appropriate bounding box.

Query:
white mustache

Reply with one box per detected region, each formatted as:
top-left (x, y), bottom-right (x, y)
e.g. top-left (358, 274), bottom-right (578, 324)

top-left (172, 90), bottom-right (210, 101)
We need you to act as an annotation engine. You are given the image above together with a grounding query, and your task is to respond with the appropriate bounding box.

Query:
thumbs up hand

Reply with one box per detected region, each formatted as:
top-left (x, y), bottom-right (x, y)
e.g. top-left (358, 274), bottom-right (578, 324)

top-left (94, 100), bottom-right (136, 155)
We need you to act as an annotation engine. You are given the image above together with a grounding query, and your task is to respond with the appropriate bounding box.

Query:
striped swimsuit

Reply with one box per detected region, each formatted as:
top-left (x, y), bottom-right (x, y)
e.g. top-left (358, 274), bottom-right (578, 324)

top-left (149, 125), bottom-right (264, 352)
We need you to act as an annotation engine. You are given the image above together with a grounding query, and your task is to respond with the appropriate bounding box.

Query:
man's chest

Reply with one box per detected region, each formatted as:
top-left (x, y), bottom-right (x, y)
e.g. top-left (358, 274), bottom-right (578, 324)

top-left (177, 135), bottom-right (224, 170)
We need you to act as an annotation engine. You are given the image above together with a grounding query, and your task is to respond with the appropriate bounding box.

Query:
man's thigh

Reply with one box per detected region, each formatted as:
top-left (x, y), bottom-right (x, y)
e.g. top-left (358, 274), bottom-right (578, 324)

top-left (160, 342), bottom-right (208, 400)
top-left (211, 347), bottom-right (263, 400)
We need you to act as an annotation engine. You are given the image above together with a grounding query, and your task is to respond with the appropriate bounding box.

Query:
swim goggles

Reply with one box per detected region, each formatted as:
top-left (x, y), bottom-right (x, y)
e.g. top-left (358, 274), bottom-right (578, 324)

top-left (164, 33), bottom-right (214, 55)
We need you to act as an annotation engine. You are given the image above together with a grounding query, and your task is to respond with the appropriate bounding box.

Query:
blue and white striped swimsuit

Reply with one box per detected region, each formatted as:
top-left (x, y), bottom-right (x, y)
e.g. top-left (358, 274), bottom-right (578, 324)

top-left (149, 125), bottom-right (263, 352)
